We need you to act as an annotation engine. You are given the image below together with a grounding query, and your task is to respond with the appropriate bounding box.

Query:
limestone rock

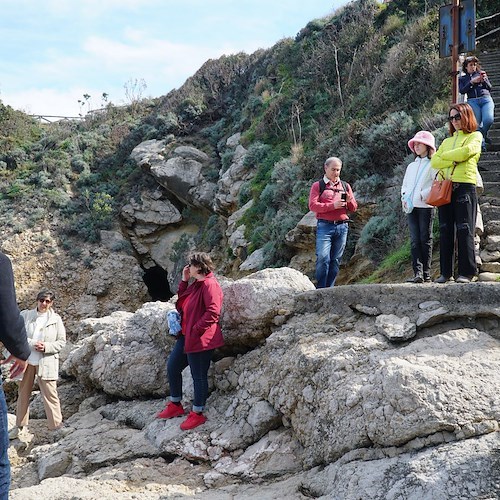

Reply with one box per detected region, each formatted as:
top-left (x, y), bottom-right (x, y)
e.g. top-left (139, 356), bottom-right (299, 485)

top-left (62, 302), bottom-right (173, 397)
top-left (375, 314), bottom-right (416, 341)
top-left (239, 248), bottom-right (265, 271)
top-left (121, 190), bottom-right (182, 237)
top-left (221, 267), bottom-right (315, 350)
top-left (214, 144), bottom-right (251, 215)
top-left (284, 211), bottom-right (317, 250)
top-left (478, 272), bottom-right (500, 282)
top-left (131, 140), bottom-right (216, 210)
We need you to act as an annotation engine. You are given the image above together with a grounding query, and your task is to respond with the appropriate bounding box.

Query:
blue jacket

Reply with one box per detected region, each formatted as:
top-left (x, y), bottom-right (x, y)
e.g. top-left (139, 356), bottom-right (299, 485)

top-left (459, 72), bottom-right (492, 99)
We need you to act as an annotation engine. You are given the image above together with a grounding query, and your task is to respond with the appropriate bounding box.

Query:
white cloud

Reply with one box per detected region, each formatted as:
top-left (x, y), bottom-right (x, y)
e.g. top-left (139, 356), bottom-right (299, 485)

top-left (1, 86), bottom-right (121, 117)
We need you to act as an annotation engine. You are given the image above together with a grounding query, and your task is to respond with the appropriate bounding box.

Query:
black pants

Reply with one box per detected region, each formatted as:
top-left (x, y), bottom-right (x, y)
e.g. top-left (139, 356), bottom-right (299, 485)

top-left (438, 183), bottom-right (477, 278)
top-left (407, 207), bottom-right (434, 279)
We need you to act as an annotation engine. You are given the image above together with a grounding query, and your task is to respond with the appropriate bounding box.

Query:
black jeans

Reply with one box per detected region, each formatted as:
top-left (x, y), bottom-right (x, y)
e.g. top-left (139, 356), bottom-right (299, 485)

top-left (407, 207), bottom-right (434, 279)
top-left (438, 183), bottom-right (477, 278)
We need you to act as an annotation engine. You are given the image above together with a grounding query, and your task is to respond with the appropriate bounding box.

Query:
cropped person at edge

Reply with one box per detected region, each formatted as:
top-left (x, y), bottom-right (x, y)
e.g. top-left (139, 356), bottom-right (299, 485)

top-left (401, 131), bottom-right (436, 283)
top-left (0, 252), bottom-right (30, 499)
top-left (157, 252), bottom-right (223, 431)
top-left (308, 157), bottom-right (357, 288)
top-left (431, 103), bottom-right (482, 284)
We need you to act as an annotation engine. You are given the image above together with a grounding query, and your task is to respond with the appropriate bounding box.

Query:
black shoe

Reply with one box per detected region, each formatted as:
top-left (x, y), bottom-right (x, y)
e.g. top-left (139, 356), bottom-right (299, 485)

top-left (406, 276), bottom-right (423, 283)
top-left (435, 275), bottom-right (454, 284)
top-left (423, 277), bottom-right (432, 283)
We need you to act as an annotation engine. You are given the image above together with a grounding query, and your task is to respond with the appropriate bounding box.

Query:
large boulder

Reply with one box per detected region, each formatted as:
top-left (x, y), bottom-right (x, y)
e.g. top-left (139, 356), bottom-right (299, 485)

top-left (62, 302), bottom-right (173, 398)
top-left (131, 141), bottom-right (217, 210)
top-left (221, 267), bottom-right (315, 351)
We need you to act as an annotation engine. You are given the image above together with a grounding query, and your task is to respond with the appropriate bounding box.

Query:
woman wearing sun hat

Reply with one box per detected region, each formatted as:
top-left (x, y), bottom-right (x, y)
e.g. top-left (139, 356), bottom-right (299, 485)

top-left (401, 130), bottom-right (436, 283)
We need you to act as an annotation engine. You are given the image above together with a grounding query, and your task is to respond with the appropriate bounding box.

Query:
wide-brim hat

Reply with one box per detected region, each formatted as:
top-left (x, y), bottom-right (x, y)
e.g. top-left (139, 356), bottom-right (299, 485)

top-left (408, 130), bottom-right (436, 154)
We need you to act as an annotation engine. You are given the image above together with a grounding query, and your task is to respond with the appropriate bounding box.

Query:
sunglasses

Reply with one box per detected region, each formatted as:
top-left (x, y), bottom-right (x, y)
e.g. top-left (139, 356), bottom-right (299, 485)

top-left (448, 113), bottom-right (461, 122)
top-left (38, 298), bottom-right (52, 304)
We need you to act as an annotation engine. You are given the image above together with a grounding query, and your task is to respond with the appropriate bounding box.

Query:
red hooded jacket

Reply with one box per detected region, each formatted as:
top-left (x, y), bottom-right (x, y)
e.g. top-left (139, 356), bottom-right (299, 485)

top-left (176, 272), bottom-right (224, 353)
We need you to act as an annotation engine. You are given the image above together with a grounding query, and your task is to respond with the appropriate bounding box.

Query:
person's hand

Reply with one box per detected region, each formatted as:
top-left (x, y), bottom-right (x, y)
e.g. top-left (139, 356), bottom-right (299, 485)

top-left (471, 75), bottom-right (481, 84)
top-left (0, 354), bottom-right (27, 379)
top-left (182, 264), bottom-right (190, 282)
top-left (35, 341), bottom-right (45, 352)
top-left (333, 199), bottom-right (347, 209)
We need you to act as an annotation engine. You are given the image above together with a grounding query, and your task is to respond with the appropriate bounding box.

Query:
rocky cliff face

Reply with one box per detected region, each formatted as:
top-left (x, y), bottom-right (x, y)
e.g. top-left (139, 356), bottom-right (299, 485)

top-left (7, 268), bottom-right (500, 499)
top-left (1, 226), bottom-right (149, 332)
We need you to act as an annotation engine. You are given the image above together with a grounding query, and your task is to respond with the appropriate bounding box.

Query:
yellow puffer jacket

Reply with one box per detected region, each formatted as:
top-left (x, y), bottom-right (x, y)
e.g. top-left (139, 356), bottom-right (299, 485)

top-left (430, 130), bottom-right (482, 184)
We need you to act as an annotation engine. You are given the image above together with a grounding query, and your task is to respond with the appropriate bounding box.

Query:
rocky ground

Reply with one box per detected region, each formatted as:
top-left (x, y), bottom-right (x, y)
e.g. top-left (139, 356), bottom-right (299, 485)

top-left (5, 269), bottom-right (500, 499)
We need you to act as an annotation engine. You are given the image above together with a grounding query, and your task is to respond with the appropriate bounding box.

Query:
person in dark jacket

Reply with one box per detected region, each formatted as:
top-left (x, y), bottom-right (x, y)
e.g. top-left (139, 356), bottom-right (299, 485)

top-left (459, 55), bottom-right (494, 150)
top-left (157, 252), bottom-right (223, 431)
top-left (0, 252), bottom-right (30, 498)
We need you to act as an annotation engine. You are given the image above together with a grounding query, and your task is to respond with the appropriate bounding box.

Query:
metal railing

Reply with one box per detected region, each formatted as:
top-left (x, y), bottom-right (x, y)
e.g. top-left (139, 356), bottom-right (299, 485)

top-left (476, 11), bottom-right (500, 42)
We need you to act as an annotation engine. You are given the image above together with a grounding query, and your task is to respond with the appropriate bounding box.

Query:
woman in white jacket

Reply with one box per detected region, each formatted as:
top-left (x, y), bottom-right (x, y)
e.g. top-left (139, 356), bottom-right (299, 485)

top-left (401, 131), bottom-right (436, 283)
top-left (14, 289), bottom-right (66, 434)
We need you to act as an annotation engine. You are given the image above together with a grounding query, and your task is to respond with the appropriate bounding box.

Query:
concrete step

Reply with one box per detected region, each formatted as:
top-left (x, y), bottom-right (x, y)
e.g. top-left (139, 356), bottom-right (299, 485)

top-left (485, 220), bottom-right (500, 235)
top-left (481, 182), bottom-right (500, 197)
top-left (479, 161), bottom-right (500, 173)
top-left (481, 204), bottom-right (500, 220)
top-left (480, 170), bottom-right (500, 182)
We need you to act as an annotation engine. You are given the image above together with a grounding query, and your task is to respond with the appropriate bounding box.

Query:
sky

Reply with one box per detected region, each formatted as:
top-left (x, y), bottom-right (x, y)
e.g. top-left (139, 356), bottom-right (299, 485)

top-left (0, 0), bottom-right (350, 118)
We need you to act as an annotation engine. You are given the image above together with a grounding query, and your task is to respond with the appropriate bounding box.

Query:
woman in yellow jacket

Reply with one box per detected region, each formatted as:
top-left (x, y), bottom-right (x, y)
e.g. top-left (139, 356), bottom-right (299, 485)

top-left (430, 103), bottom-right (482, 283)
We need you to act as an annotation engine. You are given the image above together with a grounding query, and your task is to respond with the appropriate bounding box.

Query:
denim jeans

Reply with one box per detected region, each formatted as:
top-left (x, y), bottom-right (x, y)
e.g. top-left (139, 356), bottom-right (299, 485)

top-left (315, 220), bottom-right (349, 288)
top-left (0, 386), bottom-right (9, 500)
top-left (407, 207), bottom-right (434, 279)
top-left (438, 183), bottom-right (477, 278)
top-left (167, 335), bottom-right (214, 412)
top-left (467, 96), bottom-right (494, 140)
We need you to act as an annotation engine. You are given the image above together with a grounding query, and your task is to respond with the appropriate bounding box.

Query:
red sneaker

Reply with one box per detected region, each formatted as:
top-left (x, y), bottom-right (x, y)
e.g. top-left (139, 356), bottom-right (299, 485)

top-left (156, 402), bottom-right (185, 419)
top-left (180, 411), bottom-right (207, 430)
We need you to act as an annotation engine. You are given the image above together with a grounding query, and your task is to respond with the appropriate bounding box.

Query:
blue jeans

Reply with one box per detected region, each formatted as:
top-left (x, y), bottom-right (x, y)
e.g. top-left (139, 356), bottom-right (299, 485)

top-left (438, 183), bottom-right (477, 278)
top-left (407, 207), bottom-right (434, 279)
top-left (315, 220), bottom-right (349, 288)
top-left (167, 335), bottom-right (214, 412)
top-left (467, 96), bottom-right (494, 140)
top-left (0, 386), bottom-right (9, 499)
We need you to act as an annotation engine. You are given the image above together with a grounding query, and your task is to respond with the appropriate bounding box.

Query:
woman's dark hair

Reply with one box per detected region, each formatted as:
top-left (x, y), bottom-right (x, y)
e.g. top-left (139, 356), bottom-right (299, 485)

top-left (448, 103), bottom-right (478, 135)
top-left (462, 55), bottom-right (480, 73)
top-left (36, 289), bottom-right (56, 302)
top-left (188, 252), bottom-right (215, 275)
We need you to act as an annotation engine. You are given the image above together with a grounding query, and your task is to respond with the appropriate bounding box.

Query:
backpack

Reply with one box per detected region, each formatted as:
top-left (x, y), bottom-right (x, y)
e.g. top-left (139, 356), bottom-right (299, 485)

top-left (318, 178), bottom-right (349, 197)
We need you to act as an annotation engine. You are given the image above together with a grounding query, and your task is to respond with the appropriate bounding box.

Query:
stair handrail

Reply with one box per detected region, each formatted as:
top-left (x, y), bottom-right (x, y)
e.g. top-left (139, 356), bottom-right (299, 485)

top-left (476, 11), bottom-right (500, 42)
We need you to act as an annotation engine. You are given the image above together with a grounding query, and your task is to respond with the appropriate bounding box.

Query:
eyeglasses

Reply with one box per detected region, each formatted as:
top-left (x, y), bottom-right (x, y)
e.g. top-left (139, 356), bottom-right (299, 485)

top-left (449, 114), bottom-right (461, 122)
top-left (38, 299), bottom-right (52, 304)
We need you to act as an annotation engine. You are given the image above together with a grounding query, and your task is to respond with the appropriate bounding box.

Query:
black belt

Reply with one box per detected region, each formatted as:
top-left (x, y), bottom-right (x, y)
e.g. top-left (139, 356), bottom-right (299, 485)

top-left (317, 219), bottom-right (348, 225)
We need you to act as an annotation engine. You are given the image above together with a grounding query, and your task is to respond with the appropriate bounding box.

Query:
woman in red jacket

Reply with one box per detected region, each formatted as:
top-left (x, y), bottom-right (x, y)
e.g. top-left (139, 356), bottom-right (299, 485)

top-left (157, 252), bottom-right (223, 430)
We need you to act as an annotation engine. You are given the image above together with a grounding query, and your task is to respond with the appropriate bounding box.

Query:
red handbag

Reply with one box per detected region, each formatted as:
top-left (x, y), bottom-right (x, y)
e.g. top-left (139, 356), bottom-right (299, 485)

top-left (426, 165), bottom-right (457, 207)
